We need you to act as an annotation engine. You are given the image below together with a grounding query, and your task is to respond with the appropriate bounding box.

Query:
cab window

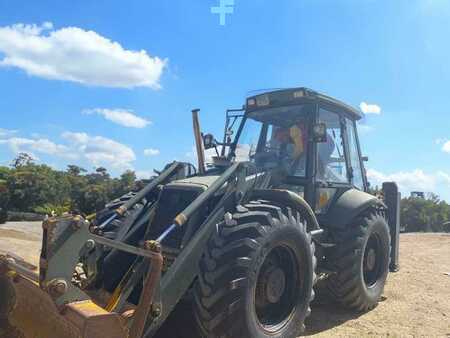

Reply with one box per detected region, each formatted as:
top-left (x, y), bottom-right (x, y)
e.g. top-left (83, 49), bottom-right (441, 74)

top-left (346, 119), bottom-right (365, 190)
top-left (317, 108), bottom-right (348, 183)
top-left (267, 123), bottom-right (308, 177)
top-left (237, 115), bottom-right (309, 177)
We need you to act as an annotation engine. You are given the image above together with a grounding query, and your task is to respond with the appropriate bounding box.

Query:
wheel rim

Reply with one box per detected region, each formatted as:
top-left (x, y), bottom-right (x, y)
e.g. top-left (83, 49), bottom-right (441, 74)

top-left (363, 232), bottom-right (383, 287)
top-left (254, 245), bottom-right (300, 333)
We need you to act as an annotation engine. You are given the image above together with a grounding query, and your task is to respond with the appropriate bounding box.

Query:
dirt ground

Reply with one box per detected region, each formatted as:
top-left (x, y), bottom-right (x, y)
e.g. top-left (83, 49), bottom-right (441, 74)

top-left (305, 233), bottom-right (450, 337)
top-left (0, 222), bottom-right (449, 337)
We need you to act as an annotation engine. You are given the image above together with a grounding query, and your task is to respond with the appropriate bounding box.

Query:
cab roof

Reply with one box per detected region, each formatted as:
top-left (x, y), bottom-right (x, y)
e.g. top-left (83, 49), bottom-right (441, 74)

top-left (245, 87), bottom-right (362, 120)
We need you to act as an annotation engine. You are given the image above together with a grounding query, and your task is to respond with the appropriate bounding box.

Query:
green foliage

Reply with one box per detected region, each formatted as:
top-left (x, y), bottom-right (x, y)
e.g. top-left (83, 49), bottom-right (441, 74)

top-left (0, 174), bottom-right (10, 209)
top-left (6, 163), bottom-right (70, 212)
top-left (3, 154), bottom-right (450, 232)
top-left (0, 166), bottom-right (11, 223)
top-left (11, 152), bottom-right (35, 168)
top-left (34, 203), bottom-right (71, 216)
top-left (2, 153), bottom-right (140, 217)
top-left (401, 194), bottom-right (450, 233)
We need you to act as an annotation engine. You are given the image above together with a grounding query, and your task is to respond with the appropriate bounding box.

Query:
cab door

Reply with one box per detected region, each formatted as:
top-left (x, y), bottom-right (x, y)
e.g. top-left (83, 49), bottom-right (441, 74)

top-left (344, 118), bottom-right (367, 191)
top-left (314, 107), bottom-right (351, 214)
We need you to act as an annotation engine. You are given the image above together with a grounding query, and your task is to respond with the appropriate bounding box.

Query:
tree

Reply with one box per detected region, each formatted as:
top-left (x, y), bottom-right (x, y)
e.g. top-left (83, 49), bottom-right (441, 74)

top-left (7, 163), bottom-right (70, 212)
top-left (1, 159), bottom-right (140, 216)
top-left (96, 167), bottom-right (109, 178)
top-left (1, 154), bottom-right (449, 232)
top-left (401, 194), bottom-right (450, 233)
top-left (65, 165), bottom-right (88, 213)
top-left (78, 184), bottom-right (110, 215)
top-left (0, 166), bottom-right (10, 223)
top-left (67, 165), bottom-right (87, 176)
top-left (11, 153), bottom-right (35, 168)
top-left (115, 170), bottom-right (136, 196)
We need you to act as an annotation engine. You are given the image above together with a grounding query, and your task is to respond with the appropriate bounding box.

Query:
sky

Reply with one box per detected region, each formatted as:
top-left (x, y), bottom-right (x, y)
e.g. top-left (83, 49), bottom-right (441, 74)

top-left (0, 0), bottom-right (449, 200)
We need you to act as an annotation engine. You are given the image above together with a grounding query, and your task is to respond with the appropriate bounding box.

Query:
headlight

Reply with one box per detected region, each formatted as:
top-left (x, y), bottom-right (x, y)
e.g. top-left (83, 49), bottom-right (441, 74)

top-left (256, 94), bottom-right (270, 106)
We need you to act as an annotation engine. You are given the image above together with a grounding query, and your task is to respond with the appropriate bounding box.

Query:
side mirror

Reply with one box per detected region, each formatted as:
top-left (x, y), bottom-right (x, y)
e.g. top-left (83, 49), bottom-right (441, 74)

top-left (362, 156), bottom-right (369, 162)
top-left (202, 133), bottom-right (217, 150)
top-left (313, 123), bottom-right (327, 143)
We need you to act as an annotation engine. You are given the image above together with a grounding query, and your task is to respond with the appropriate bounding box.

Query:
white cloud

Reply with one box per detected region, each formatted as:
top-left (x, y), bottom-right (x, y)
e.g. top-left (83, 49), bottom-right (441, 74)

top-left (0, 128), bottom-right (17, 138)
top-left (442, 140), bottom-right (450, 153)
top-left (84, 108), bottom-right (151, 128)
top-left (234, 144), bottom-right (252, 162)
top-left (360, 102), bottom-right (381, 115)
top-left (435, 138), bottom-right (450, 153)
top-left (62, 132), bottom-right (135, 169)
top-left (0, 136), bottom-right (76, 159)
top-left (185, 145), bottom-right (216, 163)
top-left (135, 170), bottom-right (154, 180)
top-left (0, 22), bottom-right (167, 88)
top-left (367, 168), bottom-right (450, 201)
top-left (30, 132), bottom-right (46, 139)
top-left (185, 144), bottom-right (251, 164)
top-left (143, 148), bottom-right (160, 156)
top-left (0, 131), bottom-right (137, 170)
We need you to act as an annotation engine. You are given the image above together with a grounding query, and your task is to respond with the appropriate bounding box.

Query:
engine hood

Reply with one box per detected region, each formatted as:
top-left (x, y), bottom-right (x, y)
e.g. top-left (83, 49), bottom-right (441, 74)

top-left (166, 175), bottom-right (221, 192)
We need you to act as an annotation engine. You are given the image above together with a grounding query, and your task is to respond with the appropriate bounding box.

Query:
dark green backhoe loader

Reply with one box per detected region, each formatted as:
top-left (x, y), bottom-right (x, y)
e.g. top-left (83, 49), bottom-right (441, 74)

top-left (0, 87), bottom-right (400, 338)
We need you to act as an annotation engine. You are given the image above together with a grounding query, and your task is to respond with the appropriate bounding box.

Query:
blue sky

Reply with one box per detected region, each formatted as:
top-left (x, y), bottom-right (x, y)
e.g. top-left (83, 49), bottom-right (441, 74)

top-left (0, 0), bottom-right (449, 200)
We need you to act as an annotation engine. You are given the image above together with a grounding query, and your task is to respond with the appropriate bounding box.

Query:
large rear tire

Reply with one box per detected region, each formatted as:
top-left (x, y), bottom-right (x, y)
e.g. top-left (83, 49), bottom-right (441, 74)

top-left (194, 201), bottom-right (316, 338)
top-left (327, 209), bottom-right (391, 311)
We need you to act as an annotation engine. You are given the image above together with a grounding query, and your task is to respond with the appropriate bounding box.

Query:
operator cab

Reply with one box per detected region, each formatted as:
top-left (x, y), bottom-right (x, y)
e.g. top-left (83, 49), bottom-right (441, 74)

top-left (229, 87), bottom-right (367, 215)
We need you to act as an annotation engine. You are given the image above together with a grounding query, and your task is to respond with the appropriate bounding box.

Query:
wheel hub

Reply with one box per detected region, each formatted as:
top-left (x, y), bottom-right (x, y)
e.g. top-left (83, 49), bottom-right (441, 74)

top-left (263, 267), bottom-right (286, 304)
top-left (363, 233), bottom-right (383, 287)
top-left (365, 248), bottom-right (376, 271)
top-left (254, 245), bottom-right (300, 332)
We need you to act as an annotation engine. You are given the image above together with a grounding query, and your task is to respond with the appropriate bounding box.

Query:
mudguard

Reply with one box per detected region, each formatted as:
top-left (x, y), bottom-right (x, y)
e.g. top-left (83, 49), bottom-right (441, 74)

top-left (250, 189), bottom-right (321, 231)
top-left (323, 188), bottom-right (385, 229)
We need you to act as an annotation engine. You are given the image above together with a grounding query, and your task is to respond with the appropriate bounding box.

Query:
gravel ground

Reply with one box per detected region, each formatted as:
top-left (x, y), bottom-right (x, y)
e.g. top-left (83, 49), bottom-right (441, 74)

top-left (0, 222), bottom-right (42, 264)
top-left (305, 233), bottom-right (450, 337)
top-left (1, 222), bottom-right (449, 337)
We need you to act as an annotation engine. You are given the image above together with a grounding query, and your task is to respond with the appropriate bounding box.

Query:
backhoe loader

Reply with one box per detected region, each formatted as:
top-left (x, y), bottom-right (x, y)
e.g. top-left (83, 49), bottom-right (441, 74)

top-left (0, 87), bottom-right (400, 338)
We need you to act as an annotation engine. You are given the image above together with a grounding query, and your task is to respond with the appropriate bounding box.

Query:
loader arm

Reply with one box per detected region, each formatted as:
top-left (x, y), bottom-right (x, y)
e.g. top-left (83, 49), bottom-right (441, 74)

top-left (0, 161), bottom-right (257, 338)
top-left (0, 162), bottom-right (185, 338)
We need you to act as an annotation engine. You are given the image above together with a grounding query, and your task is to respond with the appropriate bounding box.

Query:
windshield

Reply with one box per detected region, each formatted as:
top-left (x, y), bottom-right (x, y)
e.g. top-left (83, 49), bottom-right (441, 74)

top-left (231, 110), bottom-right (309, 177)
top-left (234, 118), bottom-right (262, 161)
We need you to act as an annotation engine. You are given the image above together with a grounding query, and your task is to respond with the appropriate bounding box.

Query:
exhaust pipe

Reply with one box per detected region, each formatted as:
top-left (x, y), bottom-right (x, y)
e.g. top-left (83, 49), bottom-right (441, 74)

top-left (192, 109), bottom-right (206, 174)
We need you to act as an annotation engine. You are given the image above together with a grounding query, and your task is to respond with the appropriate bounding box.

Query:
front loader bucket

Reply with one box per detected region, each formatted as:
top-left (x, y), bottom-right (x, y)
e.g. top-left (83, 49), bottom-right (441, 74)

top-left (0, 214), bottom-right (164, 338)
top-left (0, 258), bottom-right (128, 338)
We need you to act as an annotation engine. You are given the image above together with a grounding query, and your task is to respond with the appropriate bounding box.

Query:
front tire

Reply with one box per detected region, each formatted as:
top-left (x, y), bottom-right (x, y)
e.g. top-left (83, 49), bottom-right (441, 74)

top-left (194, 201), bottom-right (316, 338)
top-left (327, 209), bottom-right (391, 311)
